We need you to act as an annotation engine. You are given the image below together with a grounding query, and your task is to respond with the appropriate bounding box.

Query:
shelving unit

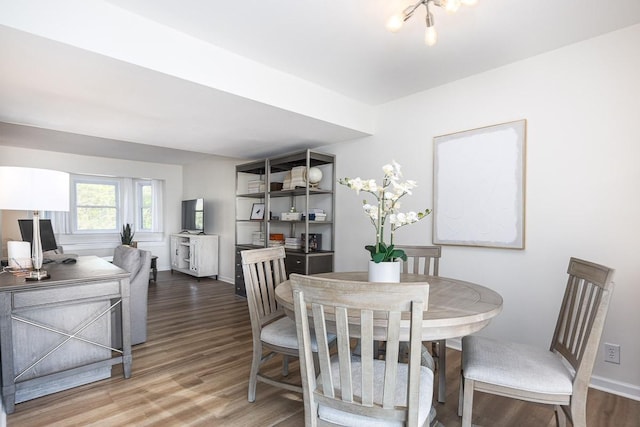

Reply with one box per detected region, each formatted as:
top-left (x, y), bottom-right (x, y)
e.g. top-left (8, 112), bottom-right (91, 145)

top-left (235, 149), bottom-right (335, 297)
top-left (170, 233), bottom-right (219, 279)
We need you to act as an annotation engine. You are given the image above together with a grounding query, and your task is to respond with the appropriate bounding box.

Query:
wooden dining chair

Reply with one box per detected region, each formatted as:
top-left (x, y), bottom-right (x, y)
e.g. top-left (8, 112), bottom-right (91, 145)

top-left (241, 246), bottom-right (300, 402)
top-left (459, 257), bottom-right (615, 427)
top-left (398, 245), bottom-right (447, 403)
top-left (242, 247), bottom-right (336, 402)
top-left (291, 273), bottom-right (434, 427)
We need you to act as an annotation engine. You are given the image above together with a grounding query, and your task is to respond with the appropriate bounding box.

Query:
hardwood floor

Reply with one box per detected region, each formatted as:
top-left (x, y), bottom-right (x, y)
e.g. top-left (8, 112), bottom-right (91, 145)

top-left (7, 272), bottom-right (640, 426)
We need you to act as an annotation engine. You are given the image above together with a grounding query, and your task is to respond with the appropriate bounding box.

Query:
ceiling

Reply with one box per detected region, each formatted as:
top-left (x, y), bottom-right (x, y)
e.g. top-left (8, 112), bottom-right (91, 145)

top-left (1, 0), bottom-right (639, 164)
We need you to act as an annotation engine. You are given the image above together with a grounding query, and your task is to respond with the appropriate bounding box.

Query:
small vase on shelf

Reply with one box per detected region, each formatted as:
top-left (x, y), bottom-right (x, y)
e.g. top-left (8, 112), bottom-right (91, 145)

top-left (368, 260), bottom-right (401, 283)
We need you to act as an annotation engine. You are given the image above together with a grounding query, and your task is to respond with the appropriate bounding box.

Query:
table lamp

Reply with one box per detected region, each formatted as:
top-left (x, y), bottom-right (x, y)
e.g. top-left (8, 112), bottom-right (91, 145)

top-left (0, 167), bottom-right (70, 280)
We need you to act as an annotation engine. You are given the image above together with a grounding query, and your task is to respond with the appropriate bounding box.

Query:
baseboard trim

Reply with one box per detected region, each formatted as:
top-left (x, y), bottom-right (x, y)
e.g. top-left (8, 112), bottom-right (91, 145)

top-left (446, 338), bottom-right (640, 401)
top-left (590, 375), bottom-right (640, 401)
top-left (218, 276), bottom-right (234, 284)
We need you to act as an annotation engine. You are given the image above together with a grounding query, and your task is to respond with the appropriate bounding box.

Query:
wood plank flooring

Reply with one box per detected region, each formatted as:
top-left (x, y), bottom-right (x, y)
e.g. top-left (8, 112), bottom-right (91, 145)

top-left (7, 272), bottom-right (640, 426)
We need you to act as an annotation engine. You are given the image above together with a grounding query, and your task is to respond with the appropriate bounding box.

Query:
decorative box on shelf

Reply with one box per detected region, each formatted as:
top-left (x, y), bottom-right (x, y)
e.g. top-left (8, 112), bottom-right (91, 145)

top-left (301, 233), bottom-right (322, 251)
top-left (269, 233), bottom-right (284, 241)
top-left (281, 212), bottom-right (303, 221)
top-left (268, 233), bottom-right (285, 247)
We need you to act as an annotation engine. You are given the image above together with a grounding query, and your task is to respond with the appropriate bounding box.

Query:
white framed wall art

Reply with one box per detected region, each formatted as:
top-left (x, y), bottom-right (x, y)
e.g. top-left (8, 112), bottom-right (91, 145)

top-left (433, 119), bottom-right (526, 249)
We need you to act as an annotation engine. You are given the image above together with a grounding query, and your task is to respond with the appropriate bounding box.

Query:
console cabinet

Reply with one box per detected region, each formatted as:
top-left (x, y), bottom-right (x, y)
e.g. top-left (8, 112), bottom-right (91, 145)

top-left (235, 149), bottom-right (335, 297)
top-left (170, 234), bottom-right (219, 278)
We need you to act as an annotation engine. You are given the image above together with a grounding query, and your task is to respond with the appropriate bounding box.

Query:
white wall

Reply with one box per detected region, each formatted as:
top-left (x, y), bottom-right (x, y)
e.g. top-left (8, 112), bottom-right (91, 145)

top-left (0, 145), bottom-right (183, 270)
top-left (181, 155), bottom-right (239, 284)
top-left (322, 24), bottom-right (640, 398)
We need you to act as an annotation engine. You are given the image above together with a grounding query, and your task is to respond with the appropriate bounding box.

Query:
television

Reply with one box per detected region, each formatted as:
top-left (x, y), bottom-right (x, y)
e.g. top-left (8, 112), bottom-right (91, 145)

top-left (18, 219), bottom-right (59, 252)
top-left (181, 198), bottom-right (205, 233)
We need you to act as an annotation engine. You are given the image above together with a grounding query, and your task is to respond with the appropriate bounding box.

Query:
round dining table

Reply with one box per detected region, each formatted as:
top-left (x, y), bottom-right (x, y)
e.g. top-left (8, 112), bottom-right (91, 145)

top-left (275, 271), bottom-right (504, 341)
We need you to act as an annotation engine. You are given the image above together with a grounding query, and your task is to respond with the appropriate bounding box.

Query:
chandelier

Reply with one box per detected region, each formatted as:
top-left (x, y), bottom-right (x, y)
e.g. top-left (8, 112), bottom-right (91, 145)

top-left (386, 0), bottom-right (478, 46)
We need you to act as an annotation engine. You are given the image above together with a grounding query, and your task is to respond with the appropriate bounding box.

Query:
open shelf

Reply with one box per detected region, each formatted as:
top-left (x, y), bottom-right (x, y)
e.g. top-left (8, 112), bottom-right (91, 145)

top-left (234, 149), bottom-right (335, 297)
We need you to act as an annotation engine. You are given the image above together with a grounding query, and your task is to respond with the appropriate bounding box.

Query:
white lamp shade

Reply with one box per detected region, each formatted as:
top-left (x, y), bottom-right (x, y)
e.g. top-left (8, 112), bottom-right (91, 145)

top-left (0, 167), bottom-right (70, 212)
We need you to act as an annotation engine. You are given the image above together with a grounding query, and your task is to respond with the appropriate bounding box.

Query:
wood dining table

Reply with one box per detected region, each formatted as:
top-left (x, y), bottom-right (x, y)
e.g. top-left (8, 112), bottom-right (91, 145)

top-left (274, 271), bottom-right (504, 342)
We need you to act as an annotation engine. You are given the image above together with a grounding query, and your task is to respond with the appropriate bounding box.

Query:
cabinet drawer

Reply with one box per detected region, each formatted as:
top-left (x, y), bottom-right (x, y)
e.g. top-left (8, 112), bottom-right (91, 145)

top-left (285, 254), bottom-right (306, 275)
top-left (13, 280), bottom-right (121, 308)
top-left (235, 246), bottom-right (251, 297)
top-left (285, 253), bottom-right (333, 276)
top-left (235, 269), bottom-right (246, 297)
top-left (308, 254), bottom-right (334, 275)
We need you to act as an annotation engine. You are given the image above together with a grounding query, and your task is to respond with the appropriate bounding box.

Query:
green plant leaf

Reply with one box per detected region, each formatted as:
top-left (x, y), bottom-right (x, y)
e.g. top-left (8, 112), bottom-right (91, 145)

top-left (389, 248), bottom-right (407, 262)
top-left (372, 252), bottom-right (387, 263)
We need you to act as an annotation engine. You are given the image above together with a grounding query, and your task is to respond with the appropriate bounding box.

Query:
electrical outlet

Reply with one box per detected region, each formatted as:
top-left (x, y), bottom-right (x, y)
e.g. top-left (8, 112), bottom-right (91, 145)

top-left (604, 343), bottom-right (620, 364)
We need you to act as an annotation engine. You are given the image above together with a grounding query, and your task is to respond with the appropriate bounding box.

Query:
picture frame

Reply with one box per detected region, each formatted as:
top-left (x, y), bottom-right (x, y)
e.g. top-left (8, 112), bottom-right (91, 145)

top-left (433, 119), bottom-right (526, 249)
top-left (250, 203), bottom-right (265, 220)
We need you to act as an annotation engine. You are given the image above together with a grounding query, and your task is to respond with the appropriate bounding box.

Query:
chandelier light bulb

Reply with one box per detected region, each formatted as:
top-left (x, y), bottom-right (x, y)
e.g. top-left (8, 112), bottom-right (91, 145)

top-left (444, 0), bottom-right (461, 13)
top-left (425, 26), bottom-right (438, 46)
top-left (386, 14), bottom-right (405, 32)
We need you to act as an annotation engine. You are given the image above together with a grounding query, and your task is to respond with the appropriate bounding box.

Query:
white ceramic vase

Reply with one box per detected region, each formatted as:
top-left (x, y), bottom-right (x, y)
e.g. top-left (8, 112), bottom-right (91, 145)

top-left (368, 260), bottom-right (401, 283)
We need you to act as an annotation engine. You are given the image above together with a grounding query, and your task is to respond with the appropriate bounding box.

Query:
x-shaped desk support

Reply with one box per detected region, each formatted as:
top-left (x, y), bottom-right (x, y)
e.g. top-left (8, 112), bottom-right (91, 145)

top-left (12, 299), bottom-right (122, 381)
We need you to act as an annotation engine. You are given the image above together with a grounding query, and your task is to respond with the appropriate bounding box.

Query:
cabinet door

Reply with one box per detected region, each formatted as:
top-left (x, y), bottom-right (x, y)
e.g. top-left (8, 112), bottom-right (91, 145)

top-left (170, 236), bottom-right (180, 268)
top-left (189, 240), bottom-right (199, 272)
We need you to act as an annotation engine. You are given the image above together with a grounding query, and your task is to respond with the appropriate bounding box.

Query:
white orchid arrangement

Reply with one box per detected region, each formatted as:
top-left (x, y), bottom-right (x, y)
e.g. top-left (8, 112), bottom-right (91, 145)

top-left (339, 161), bottom-right (431, 263)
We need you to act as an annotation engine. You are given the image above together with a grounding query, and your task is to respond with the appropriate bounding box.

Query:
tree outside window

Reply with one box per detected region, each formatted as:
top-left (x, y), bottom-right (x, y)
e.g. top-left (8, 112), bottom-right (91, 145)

top-left (138, 181), bottom-right (153, 231)
top-left (75, 181), bottom-right (119, 231)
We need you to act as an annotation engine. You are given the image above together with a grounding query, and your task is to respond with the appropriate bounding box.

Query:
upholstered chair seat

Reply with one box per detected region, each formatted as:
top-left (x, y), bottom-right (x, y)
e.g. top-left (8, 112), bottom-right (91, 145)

top-left (463, 336), bottom-right (573, 395)
top-left (318, 356), bottom-right (434, 427)
top-left (261, 317), bottom-right (327, 352)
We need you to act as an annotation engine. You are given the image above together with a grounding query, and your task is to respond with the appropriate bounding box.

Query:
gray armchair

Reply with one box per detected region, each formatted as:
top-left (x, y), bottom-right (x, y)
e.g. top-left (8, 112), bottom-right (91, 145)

top-left (112, 245), bottom-right (152, 346)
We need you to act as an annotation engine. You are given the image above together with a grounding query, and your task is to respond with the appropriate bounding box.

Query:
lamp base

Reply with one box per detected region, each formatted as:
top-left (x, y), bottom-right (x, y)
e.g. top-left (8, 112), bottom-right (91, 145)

top-left (25, 269), bottom-right (50, 281)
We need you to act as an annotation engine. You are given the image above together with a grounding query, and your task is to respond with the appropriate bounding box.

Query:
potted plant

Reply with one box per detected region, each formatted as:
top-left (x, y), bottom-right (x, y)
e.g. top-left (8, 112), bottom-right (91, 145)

top-left (339, 161), bottom-right (431, 282)
top-left (120, 223), bottom-right (136, 247)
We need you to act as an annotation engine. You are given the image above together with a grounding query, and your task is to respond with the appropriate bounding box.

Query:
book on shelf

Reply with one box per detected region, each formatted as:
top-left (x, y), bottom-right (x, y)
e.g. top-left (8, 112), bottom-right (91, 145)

top-left (284, 237), bottom-right (302, 250)
top-left (247, 180), bottom-right (265, 193)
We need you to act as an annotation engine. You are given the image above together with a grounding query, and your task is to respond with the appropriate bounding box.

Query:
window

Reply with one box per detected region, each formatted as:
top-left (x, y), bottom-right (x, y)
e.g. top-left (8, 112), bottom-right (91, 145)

top-left (73, 177), bottom-right (120, 232)
top-left (52, 174), bottom-right (164, 242)
top-left (137, 180), bottom-right (153, 231)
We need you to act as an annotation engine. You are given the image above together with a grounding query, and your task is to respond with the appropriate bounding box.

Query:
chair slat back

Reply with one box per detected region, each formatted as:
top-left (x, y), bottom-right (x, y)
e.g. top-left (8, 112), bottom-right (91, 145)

top-left (241, 247), bottom-right (287, 329)
top-left (551, 257), bottom-right (615, 385)
top-left (399, 245), bottom-right (441, 276)
top-left (291, 273), bottom-right (429, 426)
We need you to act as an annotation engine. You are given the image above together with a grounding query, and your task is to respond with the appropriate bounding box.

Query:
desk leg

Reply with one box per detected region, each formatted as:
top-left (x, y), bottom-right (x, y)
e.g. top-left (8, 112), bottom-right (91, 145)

top-left (0, 295), bottom-right (15, 414)
top-left (121, 278), bottom-right (132, 378)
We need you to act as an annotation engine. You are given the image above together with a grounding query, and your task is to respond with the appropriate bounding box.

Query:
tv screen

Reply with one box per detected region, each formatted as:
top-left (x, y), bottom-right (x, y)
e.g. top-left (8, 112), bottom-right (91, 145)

top-left (181, 198), bottom-right (204, 233)
top-left (18, 219), bottom-right (59, 252)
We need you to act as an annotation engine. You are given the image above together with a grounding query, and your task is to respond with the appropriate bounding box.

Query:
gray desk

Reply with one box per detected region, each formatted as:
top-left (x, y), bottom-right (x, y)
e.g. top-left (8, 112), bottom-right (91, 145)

top-left (0, 256), bottom-right (132, 413)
